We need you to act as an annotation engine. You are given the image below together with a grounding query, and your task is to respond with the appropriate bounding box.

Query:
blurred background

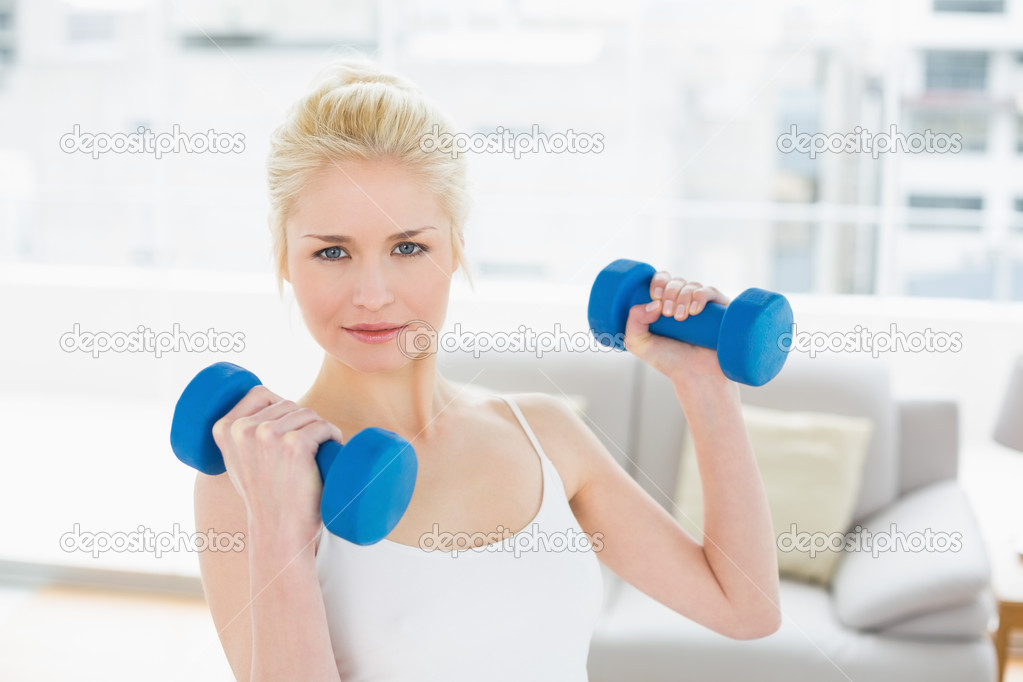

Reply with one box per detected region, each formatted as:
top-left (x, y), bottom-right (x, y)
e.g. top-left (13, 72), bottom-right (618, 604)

top-left (1, 0), bottom-right (1022, 679)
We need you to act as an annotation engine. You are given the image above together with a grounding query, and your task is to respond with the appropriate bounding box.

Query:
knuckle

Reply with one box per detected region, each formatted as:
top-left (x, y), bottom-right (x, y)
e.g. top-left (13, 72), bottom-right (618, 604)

top-left (229, 417), bottom-right (250, 439)
top-left (280, 430), bottom-right (303, 448)
top-left (254, 420), bottom-right (277, 441)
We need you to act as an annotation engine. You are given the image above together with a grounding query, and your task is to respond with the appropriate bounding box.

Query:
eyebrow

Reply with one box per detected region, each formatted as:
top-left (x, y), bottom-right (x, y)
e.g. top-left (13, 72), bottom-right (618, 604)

top-left (302, 226), bottom-right (438, 244)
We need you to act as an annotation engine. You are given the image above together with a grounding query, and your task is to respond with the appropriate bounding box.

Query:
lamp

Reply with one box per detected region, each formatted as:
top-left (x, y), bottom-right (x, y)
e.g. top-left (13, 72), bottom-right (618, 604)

top-left (993, 356), bottom-right (1023, 557)
top-left (995, 357), bottom-right (1023, 453)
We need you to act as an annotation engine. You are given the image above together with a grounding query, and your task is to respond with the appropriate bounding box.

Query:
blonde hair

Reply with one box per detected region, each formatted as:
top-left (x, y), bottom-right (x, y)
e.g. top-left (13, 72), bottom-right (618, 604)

top-left (266, 57), bottom-right (475, 295)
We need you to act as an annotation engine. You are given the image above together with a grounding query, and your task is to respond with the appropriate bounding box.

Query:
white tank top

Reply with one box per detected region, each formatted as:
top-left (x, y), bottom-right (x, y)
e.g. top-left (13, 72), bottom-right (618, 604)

top-left (315, 395), bottom-right (604, 681)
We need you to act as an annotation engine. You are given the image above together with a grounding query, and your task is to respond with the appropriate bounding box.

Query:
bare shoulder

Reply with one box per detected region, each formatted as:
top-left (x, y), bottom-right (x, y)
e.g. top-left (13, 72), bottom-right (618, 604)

top-left (497, 391), bottom-right (595, 503)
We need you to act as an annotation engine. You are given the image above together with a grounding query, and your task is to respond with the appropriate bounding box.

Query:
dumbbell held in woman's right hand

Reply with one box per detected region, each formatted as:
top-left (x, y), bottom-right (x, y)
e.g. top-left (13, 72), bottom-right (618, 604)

top-left (587, 259), bottom-right (794, 386)
top-left (169, 362), bottom-right (418, 546)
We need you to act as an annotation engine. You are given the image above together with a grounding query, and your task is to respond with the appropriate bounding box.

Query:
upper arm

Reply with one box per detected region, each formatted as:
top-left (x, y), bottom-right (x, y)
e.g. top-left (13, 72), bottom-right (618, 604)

top-left (194, 472), bottom-right (252, 681)
top-left (516, 393), bottom-right (744, 638)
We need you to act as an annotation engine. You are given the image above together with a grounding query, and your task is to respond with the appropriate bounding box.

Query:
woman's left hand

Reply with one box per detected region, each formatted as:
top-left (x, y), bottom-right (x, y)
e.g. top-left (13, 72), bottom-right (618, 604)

top-left (623, 271), bottom-right (732, 389)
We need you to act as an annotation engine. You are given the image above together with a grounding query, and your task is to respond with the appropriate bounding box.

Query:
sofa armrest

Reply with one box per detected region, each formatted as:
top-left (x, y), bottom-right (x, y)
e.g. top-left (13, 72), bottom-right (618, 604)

top-left (875, 589), bottom-right (996, 640)
top-left (898, 398), bottom-right (959, 496)
top-left (831, 480), bottom-right (991, 630)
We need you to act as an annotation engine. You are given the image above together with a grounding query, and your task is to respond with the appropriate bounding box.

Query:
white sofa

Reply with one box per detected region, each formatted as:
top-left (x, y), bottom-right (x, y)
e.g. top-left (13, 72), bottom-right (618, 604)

top-left (436, 348), bottom-right (998, 682)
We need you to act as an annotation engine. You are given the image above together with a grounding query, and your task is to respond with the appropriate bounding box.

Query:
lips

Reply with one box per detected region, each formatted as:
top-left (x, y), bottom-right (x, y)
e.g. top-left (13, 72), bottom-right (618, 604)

top-left (342, 322), bottom-right (406, 345)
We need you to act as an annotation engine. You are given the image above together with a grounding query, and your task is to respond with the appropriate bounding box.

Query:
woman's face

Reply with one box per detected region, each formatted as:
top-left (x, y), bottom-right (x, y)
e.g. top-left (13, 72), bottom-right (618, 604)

top-left (284, 157), bottom-right (457, 373)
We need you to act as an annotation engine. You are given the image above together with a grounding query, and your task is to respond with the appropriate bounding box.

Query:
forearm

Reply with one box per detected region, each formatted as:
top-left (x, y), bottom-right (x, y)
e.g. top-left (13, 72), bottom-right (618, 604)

top-left (248, 520), bottom-right (340, 682)
top-left (675, 376), bottom-right (780, 626)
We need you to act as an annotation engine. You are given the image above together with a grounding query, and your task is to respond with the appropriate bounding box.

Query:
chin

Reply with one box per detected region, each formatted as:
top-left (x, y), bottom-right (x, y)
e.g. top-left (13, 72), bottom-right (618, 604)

top-left (334, 345), bottom-right (416, 375)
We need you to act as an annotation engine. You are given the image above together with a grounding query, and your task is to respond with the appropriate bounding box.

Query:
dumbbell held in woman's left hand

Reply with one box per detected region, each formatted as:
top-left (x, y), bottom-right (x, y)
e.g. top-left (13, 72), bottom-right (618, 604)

top-left (587, 259), bottom-right (793, 386)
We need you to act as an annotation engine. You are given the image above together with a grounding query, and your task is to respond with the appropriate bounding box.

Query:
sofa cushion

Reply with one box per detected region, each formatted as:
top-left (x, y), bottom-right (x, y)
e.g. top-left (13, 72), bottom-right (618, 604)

top-left (588, 577), bottom-right (997, 682)
top-left (633, 353), bottom-right (899, 525)
top-left (673, 404), bottom-right (873, 586)
top-left (737, 353), bottom-right (899, 523)
top-left (830, 480), bottom-right (992, 630)
top-left (877, 590), bottom-right (996, 640)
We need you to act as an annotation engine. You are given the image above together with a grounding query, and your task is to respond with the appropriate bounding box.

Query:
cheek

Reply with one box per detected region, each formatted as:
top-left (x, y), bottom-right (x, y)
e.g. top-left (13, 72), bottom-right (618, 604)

top-left (410, 267), bottom-right (451, 300)
top-left (291, 265), bottom-right (337, 321)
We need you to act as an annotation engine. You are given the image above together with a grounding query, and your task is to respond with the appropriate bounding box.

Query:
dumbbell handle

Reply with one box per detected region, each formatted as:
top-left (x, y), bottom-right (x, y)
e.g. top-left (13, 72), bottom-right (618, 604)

top-left (628, 275), bottom-right (727, 350)
top-left (170, 362), bottom-right (341, 480)
top-left (589, 260), bottom-right (727, 350)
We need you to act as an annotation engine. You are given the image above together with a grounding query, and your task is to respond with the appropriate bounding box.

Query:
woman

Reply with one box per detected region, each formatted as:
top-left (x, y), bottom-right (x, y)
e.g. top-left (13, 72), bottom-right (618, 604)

top-left (195, 58), bottom-right (781, 682)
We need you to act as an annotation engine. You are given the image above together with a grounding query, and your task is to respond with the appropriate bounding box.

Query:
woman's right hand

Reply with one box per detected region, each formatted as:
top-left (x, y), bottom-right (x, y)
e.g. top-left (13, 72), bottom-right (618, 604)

top-left (211, 385), bottom-right (345, 547)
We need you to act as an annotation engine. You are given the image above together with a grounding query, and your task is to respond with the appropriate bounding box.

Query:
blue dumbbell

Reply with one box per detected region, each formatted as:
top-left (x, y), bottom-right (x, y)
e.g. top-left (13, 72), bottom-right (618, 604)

top-left (588, 259), bottom-right (794, 386)
top-left (169, 362), bottom-right (417, 545)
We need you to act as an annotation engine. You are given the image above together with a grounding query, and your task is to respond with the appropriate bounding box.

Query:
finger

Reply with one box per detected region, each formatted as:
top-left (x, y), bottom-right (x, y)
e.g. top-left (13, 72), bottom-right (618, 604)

top-left (660, 278), bottom-right (687, 316)
top-left (265, 408), bottom-right (345, 445)
top-left (251, 406), bottom-right (318, 439)
top-left (672, 282), bottom-right (701, 321)
top-left (250, 398), bottom-right (304, 423)
top-left (234, 400), bottom-right (304, 443)
top-left (213, 385), bottom-right (283, 445)
top-left (221, 385), bottom-right (285, 423)
top-left (650, 271), bottom-right (672, 300)
top-left (622, 296), bottom-right (664, 352)
top-left (284, 420), bottom-right (349, 460)
top-left (687, 286), bottom-right (730, 316)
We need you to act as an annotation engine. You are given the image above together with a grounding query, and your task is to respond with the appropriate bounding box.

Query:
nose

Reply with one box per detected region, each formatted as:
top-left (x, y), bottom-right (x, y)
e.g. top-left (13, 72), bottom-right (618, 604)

top-left (351, 260), bottom-right (395, 311)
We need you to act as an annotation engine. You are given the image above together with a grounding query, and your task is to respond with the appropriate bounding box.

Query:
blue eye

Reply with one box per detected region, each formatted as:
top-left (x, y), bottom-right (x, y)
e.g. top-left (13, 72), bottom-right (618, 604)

top-left (394, 242), bottom-right (428, 257)
top-left (316, 246), bottom-right (346, 260)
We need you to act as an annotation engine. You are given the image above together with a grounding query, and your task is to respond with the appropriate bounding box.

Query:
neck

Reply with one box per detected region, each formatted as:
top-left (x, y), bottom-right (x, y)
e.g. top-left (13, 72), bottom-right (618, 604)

top-left (297, 353), bottom-right (457, 442)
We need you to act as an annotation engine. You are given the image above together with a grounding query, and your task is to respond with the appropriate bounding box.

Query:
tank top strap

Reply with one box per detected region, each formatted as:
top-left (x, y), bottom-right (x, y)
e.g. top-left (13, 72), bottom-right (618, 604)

top-left (497, 394), bottom-right (551, 466)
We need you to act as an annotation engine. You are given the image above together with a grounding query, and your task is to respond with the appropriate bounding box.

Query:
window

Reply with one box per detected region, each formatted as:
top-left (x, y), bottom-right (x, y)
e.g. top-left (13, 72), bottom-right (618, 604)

top-left (925, 50), bottom-right (989, 91)
top-left (908, 195), bottom-right (983, 210)
top-left (933, 0), bottom-right (1004, 11)
top-left (0, 1), bottom-right (13, 69)
top-left (907, 194), bottom-right (984, 231)
top-left (66, 12), bottom-right (118, 44)
top-left (906, 107), bottom-right (988, 153)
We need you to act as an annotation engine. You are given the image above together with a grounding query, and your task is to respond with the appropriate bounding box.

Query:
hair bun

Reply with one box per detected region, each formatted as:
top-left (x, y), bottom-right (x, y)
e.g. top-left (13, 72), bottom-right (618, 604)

top-left (313, 58), bottom-right (417, 92)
